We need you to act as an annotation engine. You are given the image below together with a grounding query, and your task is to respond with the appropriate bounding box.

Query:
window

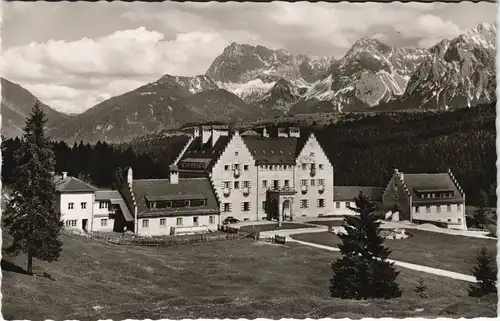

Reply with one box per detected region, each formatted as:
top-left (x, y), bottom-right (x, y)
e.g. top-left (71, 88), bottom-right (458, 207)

top-left (262, 180), bottom-right (268, 188)
top-left (284, 180), bottom-right (290, 188)
top-left (68, 203), bottom-right (74, 210)
top-left (101, 219), bottom-right (108, 227)
top-left (310, 152), bottom-right (315, 157)
top-left (300, 199), bottom-right (309, 208)
top-left (457, 204), bottom-right (462, 211)
top-left (318, 199), bottom-right (325, 208)
top-left (319, 164), bottom-right (324, 170)
top-left (142, 219), bottom-right (149, 228)
top-left (447, 205), bottom-right (451, 212)
top-left (318, 179), bottom-right (325, 186)
top-left (244, 218), bottom-right (250, 221)
top-left (415, 206), bottom-right (420, 213)
top-left (426, 206), bottom-right (431, 213)
top-left (81, 202), bottom-right (87, 209)
top-left (193, 217), bottom-right (199, 226)
top-left (346, 202), bottom-right (351, 208)
top-left (244, 165), bottom-right (249, 171)
top-left (176, 218), bottom-right (183, 226)
top-left (436, 205), bottom-right (441, 213)
top-left (223, 203), bottom-right (231, 212)
top-left (234, 181), bottom-right (240, 189)
top-left (99, 201), bottom-right (108, 209)
top-left (150, 202), bottom-right (157, 208)
top-left (262, 201), bottom-right (266, 210)
top-left (302, 164), bottom-right (307, 170)
top-left (301, 179), bottom-right (308, 187)
top-left (65, 220), bottom-right (77, 227)
top-left (235, 151), bottom-right (239, 156)
top-left (243, 202), bottom-right (250, 212)
top-left (273, 180), bottom-right (279, 189)
top-left (336, 202), bottom-right (340, 209)
top-left (190, 199), bottom-right (206, 207)
top-left (458, 218), bottom-right (462, 223)
top-left (209, 216), bottom-right (215, 224)
top-left (447, 219), bottom-right (451, 222)
top-left (224, 165), bottom-right (230, 171)
top-left (160, 218), bottom-right (166, 227)
top-left (243, 181), bottom-right (250, 188)
top-left (310, 179), bottom-right (315, 186)
top-left (223, 181), bottom-right (231, 189)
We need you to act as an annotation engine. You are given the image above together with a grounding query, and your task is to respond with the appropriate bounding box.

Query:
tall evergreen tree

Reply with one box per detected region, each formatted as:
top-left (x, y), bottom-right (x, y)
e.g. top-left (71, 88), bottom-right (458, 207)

top-left (329, 192), bottom-right (401, 299)
top-left (3, 102), bottom-right (63, 274)
top-left (468, 248), bottom-right (497, 297)
top-left (112, 167), bottom-right (126, 190)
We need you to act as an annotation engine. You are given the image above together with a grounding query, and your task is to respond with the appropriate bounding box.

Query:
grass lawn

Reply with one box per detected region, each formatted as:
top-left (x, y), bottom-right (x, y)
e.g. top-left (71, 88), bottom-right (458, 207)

top-left (239, 223), bottom-right (312, 233)
top-left (305, 220), bottom-right (344, 227)
top-left (293, 230), bottom-right (497, 275)
top-left (2, 231), bottom-right (496, 320)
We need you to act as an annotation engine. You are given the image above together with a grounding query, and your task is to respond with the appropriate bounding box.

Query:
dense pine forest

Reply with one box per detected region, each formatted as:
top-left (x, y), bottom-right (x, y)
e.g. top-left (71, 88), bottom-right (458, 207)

top-left (1, 102), bottom-right (495, 206)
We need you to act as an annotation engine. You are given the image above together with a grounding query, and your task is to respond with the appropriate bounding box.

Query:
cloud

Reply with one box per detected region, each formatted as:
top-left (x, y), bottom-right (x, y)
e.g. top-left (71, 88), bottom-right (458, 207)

top-left (2, 27), bottom-right (230, 113)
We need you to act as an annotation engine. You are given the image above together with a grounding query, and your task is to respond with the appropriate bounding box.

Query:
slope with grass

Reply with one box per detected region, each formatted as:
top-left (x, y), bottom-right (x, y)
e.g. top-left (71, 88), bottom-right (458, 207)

top-left (2, 231), bottom-right (496, 320)
top-left (293, 229), bottom-right (497, 275)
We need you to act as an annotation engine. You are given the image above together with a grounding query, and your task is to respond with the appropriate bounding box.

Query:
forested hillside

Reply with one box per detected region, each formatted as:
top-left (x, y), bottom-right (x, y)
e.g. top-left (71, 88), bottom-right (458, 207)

top-left (2, 102), bottom-right (495, 206)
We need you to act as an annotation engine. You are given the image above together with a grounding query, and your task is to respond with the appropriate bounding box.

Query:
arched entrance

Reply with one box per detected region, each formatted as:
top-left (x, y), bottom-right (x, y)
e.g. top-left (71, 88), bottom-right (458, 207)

top-left (282, 200), bottom-right (291, 221)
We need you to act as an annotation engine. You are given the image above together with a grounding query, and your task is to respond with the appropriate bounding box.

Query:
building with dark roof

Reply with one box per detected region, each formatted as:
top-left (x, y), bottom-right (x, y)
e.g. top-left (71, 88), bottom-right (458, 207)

top-left (382, 168), bottom-right (467, 230)
top-left (334, 186), bottom-right (384, 215)
top-left (54, 172), bottom-right (98, 232)
top-left (120, 166), bottom-right (220, 236)
top-left (174, 124), bottom-right (335, 223)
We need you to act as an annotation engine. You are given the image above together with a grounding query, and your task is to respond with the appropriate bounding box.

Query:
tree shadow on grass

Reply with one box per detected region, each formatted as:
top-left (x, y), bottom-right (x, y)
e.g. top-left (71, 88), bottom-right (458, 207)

top-left (1, 259), bottom-right (32, 276)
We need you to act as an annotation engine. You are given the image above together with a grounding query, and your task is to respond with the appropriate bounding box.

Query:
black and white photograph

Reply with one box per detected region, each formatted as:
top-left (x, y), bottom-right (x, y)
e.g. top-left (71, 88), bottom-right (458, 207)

top-left (0, 1), bottom-right (498, 319)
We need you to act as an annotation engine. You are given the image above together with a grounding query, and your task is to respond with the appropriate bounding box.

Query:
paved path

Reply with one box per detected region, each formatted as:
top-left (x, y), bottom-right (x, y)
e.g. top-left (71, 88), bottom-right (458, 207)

top-left (260, 228), bottom-right (478, 283)
top-left (381, 221), bottom-right (495, 239)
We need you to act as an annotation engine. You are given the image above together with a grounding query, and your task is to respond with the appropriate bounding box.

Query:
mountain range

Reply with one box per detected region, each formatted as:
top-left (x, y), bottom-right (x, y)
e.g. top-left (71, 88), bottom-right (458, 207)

top-left (1, 22), bottom-right (496, 143)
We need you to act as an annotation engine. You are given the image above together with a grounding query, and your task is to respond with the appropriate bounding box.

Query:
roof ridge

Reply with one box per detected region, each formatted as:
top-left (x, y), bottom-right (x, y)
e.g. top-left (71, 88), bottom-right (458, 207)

top-left (71, 176), bottom-right (98, 190)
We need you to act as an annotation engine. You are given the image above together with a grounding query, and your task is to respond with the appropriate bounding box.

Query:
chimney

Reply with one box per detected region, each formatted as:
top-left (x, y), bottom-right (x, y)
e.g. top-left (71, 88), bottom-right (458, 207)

top-left (211, 125), bottom-right (229, 147)
top-left (201, 125), bottom-right (211, 147)
top-left (263, 127), bottom-right (269, 138)
top-left (289, 127), bottom-right (300, 138)
top-left (62, 172), bottom-right (68, 179)
top-left (193, 127), bottom-right (200, 138)
top-left (169, 165), bottom-right (179, 184)
top-left (127, 167), bottom-right (133, 185)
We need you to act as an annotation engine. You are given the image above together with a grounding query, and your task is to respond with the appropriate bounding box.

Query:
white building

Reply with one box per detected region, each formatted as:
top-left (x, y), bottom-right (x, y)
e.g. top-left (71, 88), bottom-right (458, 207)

top-left (93, 190), bottom-right (134, 232)
top-left (54, 172), bottom-right (97, 232)
top-left (120, 166), bottom-right (221, 236)
top-left (382, 168), bottom-right (467, 230)
top-left (176, 125), bottom-right (335, 222)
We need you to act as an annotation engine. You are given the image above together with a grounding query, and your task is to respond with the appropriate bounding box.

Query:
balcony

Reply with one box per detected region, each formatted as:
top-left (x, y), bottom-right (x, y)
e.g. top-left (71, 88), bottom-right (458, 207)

top-left (243, 187), bottom-right (250, 196)
top-left (310, 167), bottom-right (316, 178)
top-left (223, 188), bottom-right (230, 196)
top-left (301, 185), bottom-right (308, 194)
top-left (233, 168), bottom-right (241, 178)
top-left (318, 185), bottom-right (324, 194)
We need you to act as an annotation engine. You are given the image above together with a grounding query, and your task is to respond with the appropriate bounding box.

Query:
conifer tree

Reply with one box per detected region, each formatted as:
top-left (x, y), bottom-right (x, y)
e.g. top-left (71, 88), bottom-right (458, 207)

top-left (329, 192), bottom-right (401, 299)
top-left (3, 101), bottom-right (63, 274)
top-left (472, 189), bottom-right (490, 229)
top-left (468, 248), bottom-right (497, 297)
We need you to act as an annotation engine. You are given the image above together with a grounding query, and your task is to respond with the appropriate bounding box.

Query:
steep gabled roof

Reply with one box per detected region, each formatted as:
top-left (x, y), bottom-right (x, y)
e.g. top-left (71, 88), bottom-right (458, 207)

top-left (132, 178), bottom-right (219, 218)
top-left (54, 175), bottom-right (98, 193)
top-left (178, 135), bottom-right (232, 172)
top-left (402, 173), bottom-right (464, 204)
top-left (242, 136), bottom-right (309, 165)
top-left (335, 186), bottom-right (384, 202)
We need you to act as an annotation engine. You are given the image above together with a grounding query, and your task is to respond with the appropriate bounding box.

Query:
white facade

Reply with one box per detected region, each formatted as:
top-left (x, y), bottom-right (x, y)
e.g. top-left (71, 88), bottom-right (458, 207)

top-left (256, 164), bottom-right (295, 220)
top-left (92, 199), bottom-right (115, 232)
top-left (137, 214), bottom-right (219, 236)
top-left (294, 134), bottom-right (335, 218)
top-left (210, 132), bottom-right (258, 222)
top-left (412, 203), bottom-right (466, 230)
top-left (59, 192), bottom-right (95, 232)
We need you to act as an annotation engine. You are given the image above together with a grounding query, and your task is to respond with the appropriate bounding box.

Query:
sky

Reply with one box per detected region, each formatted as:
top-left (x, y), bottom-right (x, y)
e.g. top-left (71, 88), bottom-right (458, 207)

top-left (1, 1), bottom-right (497, 114)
